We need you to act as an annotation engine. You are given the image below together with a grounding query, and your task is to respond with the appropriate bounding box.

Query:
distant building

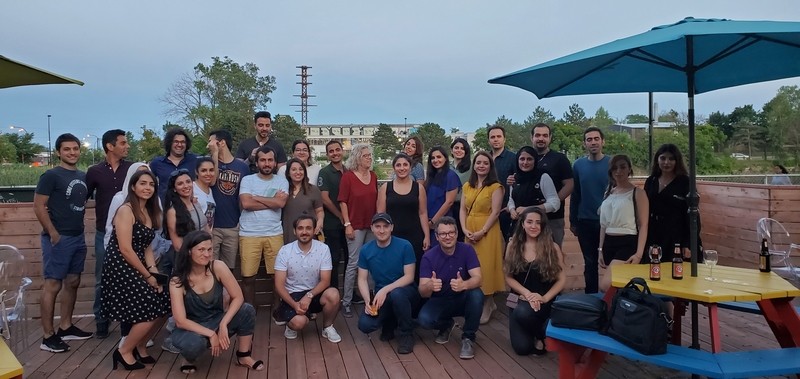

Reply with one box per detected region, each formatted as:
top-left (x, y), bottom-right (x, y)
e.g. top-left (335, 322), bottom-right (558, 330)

top-left (303, 124), bottom-right (415, 157)
top-left (609, 122), bottom-right (675, 139)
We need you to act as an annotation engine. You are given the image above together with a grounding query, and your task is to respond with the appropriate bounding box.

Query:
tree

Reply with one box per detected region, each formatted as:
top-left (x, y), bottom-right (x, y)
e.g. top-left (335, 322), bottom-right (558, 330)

top-left (762, 85), bottom-right (800, 163)
top-left (272, 114), bottom-right (306, 150)
top-left (0, 134), bottom-right (17, 163)
top-left (561, 103), bottom-right (589, 128)
top-left (410, 122), bottom-right (452, 152)
top-left (5, 132), bottom-right (44, 163)
top-left (137, 125), bottom-right (165, 162)
top-left (707, 111), bottom-right (732, 141)
top-left (523, 106), bottom-right (556, 127)
top-left (473, 116), bottom-right (527, 152)
top-left (161, 56), bottom-right (277, 146)
top-left (624, 114), bottom-right (650, 124)
top-left (658, 109), bottom-right (681, 123)
top-left (372, 123), bottom-right (401, 160)
top-left (592, 107), bottom-right (614, 129)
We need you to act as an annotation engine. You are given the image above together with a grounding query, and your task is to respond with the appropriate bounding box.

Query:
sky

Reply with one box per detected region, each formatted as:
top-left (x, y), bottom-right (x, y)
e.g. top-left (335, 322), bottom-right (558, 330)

top-left (2, 0), bottom-right (799, 147)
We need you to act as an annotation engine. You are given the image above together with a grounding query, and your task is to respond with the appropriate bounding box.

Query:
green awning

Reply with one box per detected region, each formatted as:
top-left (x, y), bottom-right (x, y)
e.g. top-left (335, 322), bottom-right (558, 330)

top-left (0, 55), bottom-right (84, 89)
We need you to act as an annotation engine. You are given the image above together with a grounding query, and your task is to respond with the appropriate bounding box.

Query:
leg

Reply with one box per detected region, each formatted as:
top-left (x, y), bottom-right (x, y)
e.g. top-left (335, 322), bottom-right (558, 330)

top-left (40, 279), bottom-right (62, 336)
top-left (287, 315), bottom-right (309, 331)
top-left (214, 227), bottom-right (240, 270)
top-left (58, 274), bottom-right (81, 330)
top-left (93, 231), bottom-right (109, 336)
top-left (509, 301), bottom-right (538, 355)
top-left (387, 286), bottom-right (420, 337)
top-left (239, 236), bottom-right (262, 306)
top-left (323, 228), bottom-right (345, 289)
top-left (171, 328), bottom-right (209, 363)
top-left (417, 296), bottom-right (453, 331)
top-left (549, 218), bottom-right (566, 248)
top-left (59, 235), bottom-right (87, 330)
top-left (576, 219), bottom-right (601, 294)
top-left (600, 260), bottom-right (625, 293)
top-left (343, 230), bottom-right (367, 306)
top-left (320, 287), bottom-right (341, 326)
top-left (120, 320), bottom-right (157, 362)
top-left (241, 276), bottom-right (256, 307)
top-left (263, 235), bottom-right (284, 308)
top-left (461, 288), bottom-right (484, 341)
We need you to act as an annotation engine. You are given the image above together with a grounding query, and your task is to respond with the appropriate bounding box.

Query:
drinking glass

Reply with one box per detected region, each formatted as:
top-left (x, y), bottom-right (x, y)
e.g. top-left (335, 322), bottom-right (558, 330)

top-left (704, 249), bottom-right (719, 281)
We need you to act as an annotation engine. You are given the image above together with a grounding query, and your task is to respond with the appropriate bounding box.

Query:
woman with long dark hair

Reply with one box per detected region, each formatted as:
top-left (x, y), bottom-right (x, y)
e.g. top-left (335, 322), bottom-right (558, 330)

top-left (425, 146), bottom-right (461, 248)
top-left (282, 158), bottom-right (324, 243)
top-left (504, 207), bottom-right (565, 355)
top-left (193, 157), bottom-right (217, 230)
top-left (170, 230), bottom-right (263, 374)
top-left (402, 136), bottom-right (425, 182)
top-left (507, 146), bottom-right (559, 230)
top-left (163, 168), bottom-right (209, 277)
top-left (101, 170), bottom-right (169, 370)
top-left (644, 144), bottom-right (691, 262)
top-left (278, 139), bottom-right (322, 185)
top-left (451, 138), bottom-right (472, 241)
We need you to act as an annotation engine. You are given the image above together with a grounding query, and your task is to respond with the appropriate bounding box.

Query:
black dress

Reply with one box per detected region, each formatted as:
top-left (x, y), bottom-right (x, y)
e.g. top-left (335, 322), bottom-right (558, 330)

top-left (644, 175), bottom-right (691, 262)
top-left (101, 220), bottom-right (170, 324)
top-left (385, 181), bottom-right (425, 274)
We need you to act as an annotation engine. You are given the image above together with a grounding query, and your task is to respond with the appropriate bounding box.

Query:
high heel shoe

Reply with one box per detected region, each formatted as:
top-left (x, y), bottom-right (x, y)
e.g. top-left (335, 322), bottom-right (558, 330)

top-left (112, 349), bottom-right (144, 370)
top-left (133, 349), bottom-right (156, 364)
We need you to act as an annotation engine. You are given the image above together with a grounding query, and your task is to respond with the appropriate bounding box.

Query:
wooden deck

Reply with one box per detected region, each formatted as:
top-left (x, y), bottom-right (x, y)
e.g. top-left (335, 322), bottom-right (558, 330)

top-left (14, 295), bottom-right (798, 379)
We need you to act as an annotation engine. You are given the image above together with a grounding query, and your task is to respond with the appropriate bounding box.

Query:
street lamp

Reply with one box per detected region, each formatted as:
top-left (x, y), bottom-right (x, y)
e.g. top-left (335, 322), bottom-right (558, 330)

top-left (9, 126), bottom-right (28, 133)
top-left (47, 115), bottom-right (52, 166)
top-left (86, 134), bottom-right (99, 164)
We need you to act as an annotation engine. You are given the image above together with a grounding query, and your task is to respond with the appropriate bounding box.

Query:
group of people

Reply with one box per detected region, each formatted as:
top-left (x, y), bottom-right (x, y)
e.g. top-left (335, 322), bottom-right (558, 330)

top-left (33, 111), bottom-right (700, 371)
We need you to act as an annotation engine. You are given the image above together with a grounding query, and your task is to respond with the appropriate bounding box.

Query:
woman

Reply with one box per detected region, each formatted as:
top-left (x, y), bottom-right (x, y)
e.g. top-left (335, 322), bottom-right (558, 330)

top-left (337, 144), bottom-right (378, 317)
top-left (425, 146), bottom-right (461, 248)
top-left (451, 138), bottom-right (472, 242)
top-left (504, 207), bottom-right (566, 356)
top-left (105, 162), bottom-right (149, 249)
top-left (377, 153), bottom-right (430, 276)
top-left (164, 168), bottom-right (209, 255)
top-left (771, 164), bottom-right (791, 185)
top-left (402, 136), bottom-right (425, 182)
top-left (194, 157), bottom-right (217, 230)
top-left (507, 146), bottom-right (560, 230)
top-left (170, 230), bottom-right (263, 374)
top-left (460, 151), bottom-right (505, 324)
top-left (599, 155), bottom-right (649, 291)
top-left (101, 170), bottom-right (169, 370)
top-left (644, 144), bottom-right (691, 262)
top-left (282, 158), bottom-right (324, 243)
top-left (278, 139), bottom-right (322, 185)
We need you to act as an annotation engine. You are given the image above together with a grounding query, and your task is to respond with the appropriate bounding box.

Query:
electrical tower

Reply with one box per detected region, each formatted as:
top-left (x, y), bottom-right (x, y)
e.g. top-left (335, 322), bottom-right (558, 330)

top-left (292, 65), bottom-right (316, 126)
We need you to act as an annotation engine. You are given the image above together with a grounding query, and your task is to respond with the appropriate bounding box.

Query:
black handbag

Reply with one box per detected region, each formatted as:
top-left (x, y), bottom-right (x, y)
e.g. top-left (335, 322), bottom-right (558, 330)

top-left (550, 294), bottom-right (607, 331)
top-left (605, 277), bottom-right (673, 355)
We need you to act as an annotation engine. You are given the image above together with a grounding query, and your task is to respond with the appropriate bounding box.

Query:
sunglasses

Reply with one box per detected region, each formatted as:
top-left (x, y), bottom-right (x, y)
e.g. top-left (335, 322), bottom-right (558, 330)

top-left (170, 168), bottom-right (190, 178)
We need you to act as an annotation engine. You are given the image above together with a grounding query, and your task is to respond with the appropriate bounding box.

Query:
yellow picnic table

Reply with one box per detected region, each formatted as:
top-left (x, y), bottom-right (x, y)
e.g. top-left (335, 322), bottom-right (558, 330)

top-left (0, 339), bottom-right (22, 379)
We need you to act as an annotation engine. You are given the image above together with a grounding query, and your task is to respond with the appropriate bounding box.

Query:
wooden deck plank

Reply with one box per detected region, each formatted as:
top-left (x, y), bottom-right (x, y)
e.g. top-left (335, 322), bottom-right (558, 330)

top-left (341, 306), bottom-right (389, 379)
top-left (324, 311), bottom-right (366, 379)
top-left (415, 327), bottom-right (471, 379)
top-left (266, 307), bottom-right (288, 379)
top-left (302, 321), bottom-right (327, 379)
top-left (286, 326), bottom-right (307, 378)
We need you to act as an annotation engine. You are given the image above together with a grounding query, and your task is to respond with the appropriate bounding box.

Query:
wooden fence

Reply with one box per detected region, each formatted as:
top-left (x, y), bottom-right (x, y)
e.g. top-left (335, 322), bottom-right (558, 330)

top-left (1, 181), bottom-right (797, 319)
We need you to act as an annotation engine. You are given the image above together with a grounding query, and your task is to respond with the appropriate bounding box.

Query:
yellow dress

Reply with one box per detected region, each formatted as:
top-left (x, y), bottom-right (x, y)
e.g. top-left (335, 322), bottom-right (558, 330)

top-left (463, 182), bottom-right (505, 295)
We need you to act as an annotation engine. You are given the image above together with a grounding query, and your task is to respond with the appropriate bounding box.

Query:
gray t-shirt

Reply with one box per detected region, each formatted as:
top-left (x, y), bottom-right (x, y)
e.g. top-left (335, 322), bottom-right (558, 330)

top-left (35, 166), bottom-right (88, 236)
top-left (239, 174), bottom-right (290, 237)
top-left (282, 186), bottom-right (322, 243)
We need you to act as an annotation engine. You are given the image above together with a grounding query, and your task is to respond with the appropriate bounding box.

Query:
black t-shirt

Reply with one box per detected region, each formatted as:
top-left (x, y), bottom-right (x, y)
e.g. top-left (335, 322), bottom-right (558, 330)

top-left (35, 166), bottom-right (88, 236)
top-left (536, 150), bottom-right (573, 220)
top-left (234, 136), bottom-right (287, 173)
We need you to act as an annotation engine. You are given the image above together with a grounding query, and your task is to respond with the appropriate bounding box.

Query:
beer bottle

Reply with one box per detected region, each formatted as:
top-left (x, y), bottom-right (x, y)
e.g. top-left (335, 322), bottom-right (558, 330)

top-left (672, 244), bottom-right (683, 279)
top-left (650, 255), bottom-right (661, 281)
top-left (759, 238), bottom-right (771, 273)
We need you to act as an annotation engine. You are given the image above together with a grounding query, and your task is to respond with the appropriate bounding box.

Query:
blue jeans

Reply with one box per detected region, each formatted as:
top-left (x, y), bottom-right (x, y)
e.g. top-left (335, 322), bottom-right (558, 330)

top-left (358, 285), bottom-right (420, 337)
top-left (94, 232), bottom-right (108, 329)
top-left (171, 303), bottom-right (256, 362)
top-left (575, 219), bottom-right (601, 294)
top-left (509, 300), bottom-right (552, 356)
top-left (417, 288), bottom-right (483, 341)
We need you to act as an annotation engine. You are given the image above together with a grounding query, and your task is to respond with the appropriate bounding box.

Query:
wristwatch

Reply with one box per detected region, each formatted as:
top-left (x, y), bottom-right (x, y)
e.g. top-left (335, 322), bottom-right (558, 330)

top-left (343, 222), bottom-right (352, 227)
top-left (306, 292), bottom-right (314, 299)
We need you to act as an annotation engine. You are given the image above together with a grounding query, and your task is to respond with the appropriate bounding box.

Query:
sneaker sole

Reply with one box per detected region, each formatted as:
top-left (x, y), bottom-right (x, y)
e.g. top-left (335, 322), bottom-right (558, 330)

top-left (459, 353), bottom-right (475, 359)
top-left (285, 333), bottom-right (298, 340)
top-left (322, 332), bottom-right (342, 343)
top-left (40, 344), bottom-right (69, 353)
top-left (274, 320), bottom-right (287, 326)
top-left (59, 335), bottom-right (92, 341)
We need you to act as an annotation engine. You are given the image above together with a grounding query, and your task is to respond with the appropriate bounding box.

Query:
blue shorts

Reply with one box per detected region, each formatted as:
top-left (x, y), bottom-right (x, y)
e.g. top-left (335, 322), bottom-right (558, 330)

top-left (42, 234), bottom-right (87, 280)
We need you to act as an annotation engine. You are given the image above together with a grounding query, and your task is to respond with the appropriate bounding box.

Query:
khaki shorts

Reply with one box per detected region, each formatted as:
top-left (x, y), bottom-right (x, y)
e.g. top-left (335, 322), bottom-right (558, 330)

top-left (239, 234), bottom-right (284, 277)
top-left (213, 227), bottom-right (239, 269)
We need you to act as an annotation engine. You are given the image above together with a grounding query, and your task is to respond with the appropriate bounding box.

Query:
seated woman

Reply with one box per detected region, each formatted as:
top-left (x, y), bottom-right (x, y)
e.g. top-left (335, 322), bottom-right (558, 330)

top-left (169, 230), bottom-right (264, 374)
top-left (504, 207), bottom-right (566, 356)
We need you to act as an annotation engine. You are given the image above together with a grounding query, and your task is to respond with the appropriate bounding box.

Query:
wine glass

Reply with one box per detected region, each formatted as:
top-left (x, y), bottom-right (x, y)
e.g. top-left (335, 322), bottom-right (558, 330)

top-left (649, 245), bottom-right (662, 262)
top-left (704, 249), bottom-right (719, 281)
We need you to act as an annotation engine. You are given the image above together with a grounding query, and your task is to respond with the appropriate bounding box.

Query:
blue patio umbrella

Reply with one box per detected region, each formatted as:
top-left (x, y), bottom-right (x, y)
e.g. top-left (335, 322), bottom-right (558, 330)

top-left (489, 16), bottom-right (800, 275)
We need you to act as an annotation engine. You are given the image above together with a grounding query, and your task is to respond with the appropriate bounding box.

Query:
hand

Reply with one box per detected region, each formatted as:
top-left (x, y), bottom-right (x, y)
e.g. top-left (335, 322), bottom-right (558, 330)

top-left (293, 301), bottom-right (307, 316)
top-left (450, 271), bottom-right (465, 292)
top-left (430, 271), bottom-right (443, 292)
top-left (217, 324), bottom-right (230, 350)
top-left (345, 225), bottom-right (355, 240)
top-left (372, 288), bottom-right (388, 311)
top-left (145, 275), bottom-right (161, 291)
top-left (364, 303), bottom-right (378, 316)
top-left (207, 139), bottom-right (219, 155)
top-left (599, 255), bottom-right (608, 269)
top-left (299, 295), bottom-right (312, 312)
top-left (525, 292), bottom-right (544, 311)
top-left (626, 254), bottom-right (643, 264)
top-left (422, 237), bottom-right (430, 251)
top-left (471, 230), bottom-right (485, 243)
top-left (275, 190), bottom-right (288, 200)
top-left (463, 229), bottom-right (473, 241)
top-left (314, 224), bottom-right (323, 237)
top-left (209, 334), bottom-right (222, 357)
top-left (509, 208), bottom-right (518, 220)
top-left (49, 231), bottom-right (61, 246)
top-left (428, 220), bottom-right (435, 229)
top-left (506, 175), bottom-right (516, 186)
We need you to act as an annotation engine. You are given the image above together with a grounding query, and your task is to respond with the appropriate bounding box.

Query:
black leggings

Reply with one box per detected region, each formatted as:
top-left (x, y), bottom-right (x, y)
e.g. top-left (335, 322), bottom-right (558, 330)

top-left (508, 300), bottom-right (552, 355)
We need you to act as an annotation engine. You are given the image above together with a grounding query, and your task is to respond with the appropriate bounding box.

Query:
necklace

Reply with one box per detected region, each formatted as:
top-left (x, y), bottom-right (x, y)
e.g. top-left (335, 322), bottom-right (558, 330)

top-left (658, 176), bottom-right (674, 189)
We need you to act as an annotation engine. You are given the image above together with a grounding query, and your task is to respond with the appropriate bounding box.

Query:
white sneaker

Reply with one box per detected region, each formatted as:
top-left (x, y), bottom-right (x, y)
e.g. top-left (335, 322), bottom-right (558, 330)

top-left (119, 336), bottom-right (154, 349)
top-left (284, 326), bottom-right (298, 340)
top-left (322, 325), bottom-right (342, 343)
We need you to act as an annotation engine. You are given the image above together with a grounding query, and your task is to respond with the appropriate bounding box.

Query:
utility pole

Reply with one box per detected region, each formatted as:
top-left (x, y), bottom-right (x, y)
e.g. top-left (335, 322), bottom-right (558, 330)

top-left (292, 66), bottom-right (316, 128)
top-left (47, 114), bottom-right (52, 166)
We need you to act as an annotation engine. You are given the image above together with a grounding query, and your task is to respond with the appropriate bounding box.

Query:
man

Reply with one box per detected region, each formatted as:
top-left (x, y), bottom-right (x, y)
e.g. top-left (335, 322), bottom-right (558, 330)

top-left (357, 213), bottom-right (421, 355)
top-left (239, 145), bottom-right (289, 306)
top-left (531, 123), bottom-right (574, 247)
top-left (209, 129), bottom-right (250, 269)
top-left (85, 129), bottom-right (131, 339)
top-left (570, 127), bottom-right (610, 294)
top-left (235, 111), bottom-right (288, 173)
top-left (273, 215), bottom-right (342, 342)
top-left (488, 125), bottom-right (516, 239)
top-left (34, 133), bottom-right (92, 352)
top-left (418, 217), bottom-right (483, 359)
top-left (317, 140), bottom-right (345, 289)
top-left (150, 127), bottom-right (198, 202)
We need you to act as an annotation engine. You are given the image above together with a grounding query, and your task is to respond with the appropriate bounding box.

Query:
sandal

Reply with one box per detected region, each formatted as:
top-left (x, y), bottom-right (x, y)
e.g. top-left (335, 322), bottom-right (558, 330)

top-left (235, 350), bottom-right (265, 371)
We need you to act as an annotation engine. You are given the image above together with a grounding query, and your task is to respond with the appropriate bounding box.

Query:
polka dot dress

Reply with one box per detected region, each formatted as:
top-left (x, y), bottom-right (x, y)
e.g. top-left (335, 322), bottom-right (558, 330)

top-left (100, 220), bottom-right (170, 323)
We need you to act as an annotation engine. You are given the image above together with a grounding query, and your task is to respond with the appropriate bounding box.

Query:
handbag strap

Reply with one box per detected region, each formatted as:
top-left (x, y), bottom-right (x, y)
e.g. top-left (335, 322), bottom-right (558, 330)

top-left (631, 188), bottom-right (639, 234)
top-left (520, 262), bottom-right (534, 288)
top-left (466, 185), bottom-right (488, 217)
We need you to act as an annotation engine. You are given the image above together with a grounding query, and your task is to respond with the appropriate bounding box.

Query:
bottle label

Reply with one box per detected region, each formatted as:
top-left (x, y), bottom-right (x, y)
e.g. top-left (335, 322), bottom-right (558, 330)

top-left (650, 264), bottom-right (661, 279)
top-left (673, 263), bottom-right (683, 278)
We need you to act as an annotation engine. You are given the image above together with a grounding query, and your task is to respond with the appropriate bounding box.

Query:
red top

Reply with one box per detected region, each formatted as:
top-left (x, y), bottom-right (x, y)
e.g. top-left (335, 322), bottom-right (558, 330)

top-left (337, 170), bottom-right (378, 230)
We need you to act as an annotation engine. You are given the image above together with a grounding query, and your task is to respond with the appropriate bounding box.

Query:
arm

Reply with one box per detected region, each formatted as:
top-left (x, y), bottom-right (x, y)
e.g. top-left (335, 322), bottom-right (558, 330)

top-left (559, 178), bottom-right (574, 201)
top-left (450, 266), bottom-right (482, 293)
top-left (459, 191), bottom-right (471, 237)
top-left (166, 208), bottom-right (183, 252)
top-left (508, 186), bottom-right (518, 220)
top-left (33, 193), bottom-right (59, 244)
top-left (357, 268), bottom-right (372, 311)
top-left (314, 206), bottom-right (325, 236)
top-left (320, 190), bottom-right (343, 221)
top-left (339, 175), bottom-right (355, 239)
top-left (430, 188), bottom-right (457, 224)
top-left (537, 245), bottom-right (568, 309)
top-left (376, 182), bottom-right (387, 213)
top-left (569, 165), bottom-right (581, 234)
top-left (599, 225), bottom-right (607, 268)
top-left (540, 174), bottom-right (560, 213)
top-left (239, 192), bottom-right (288, 211)
top-left (627, 188), bottom-right (650, 264)
top-left (213, 260), bottom-right (243, 350)
top-left (418, 185), bottom-right (430, 250)
top-left (274, 269), bottom-right (306, 315)
top-left (373, 263), bottom-right (415, 311)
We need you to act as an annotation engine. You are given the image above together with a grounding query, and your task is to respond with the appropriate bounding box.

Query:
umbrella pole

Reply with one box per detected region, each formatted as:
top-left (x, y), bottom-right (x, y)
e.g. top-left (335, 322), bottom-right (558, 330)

top-left (648, 92), bottom-right (654, 167)
top-left (686, 36), bottom-right (702, 358)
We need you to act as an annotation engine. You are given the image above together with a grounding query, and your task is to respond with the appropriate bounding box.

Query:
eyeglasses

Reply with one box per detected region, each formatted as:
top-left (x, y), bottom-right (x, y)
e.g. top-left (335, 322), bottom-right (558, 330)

top-left (294, 148), bottom-right (310, 153)
top-left (436, 231), bottom-right (457, 238)
top-left (172, 140), bottom-right (187, 145)
top-left (170, 168), bottom-right (190, 177)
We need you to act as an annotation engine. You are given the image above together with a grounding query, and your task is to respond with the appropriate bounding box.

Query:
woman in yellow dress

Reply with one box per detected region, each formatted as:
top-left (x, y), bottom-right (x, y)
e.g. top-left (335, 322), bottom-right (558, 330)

top-left (459, 151), bottom-right (505, 324)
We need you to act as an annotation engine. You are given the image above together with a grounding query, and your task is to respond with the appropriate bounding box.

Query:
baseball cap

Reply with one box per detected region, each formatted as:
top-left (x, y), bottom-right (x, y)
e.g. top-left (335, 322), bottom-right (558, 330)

top-left (371, 212), bottom-right (393, 225)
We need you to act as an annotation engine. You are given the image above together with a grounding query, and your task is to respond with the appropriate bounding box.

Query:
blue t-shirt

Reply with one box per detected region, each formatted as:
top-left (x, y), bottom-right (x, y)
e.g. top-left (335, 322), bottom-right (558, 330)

top-left (212, 158), bottom-right (251, 228)
top-left (570, 155), bottom-right (611, 223)
top-left (150, 153), bottom-right (198, 203)
top-left (426, 169), bottom-right (461, 221)
top-left (358, 237), bottom-right (416, 291)
top-left (419, 242), bottom-right (480, 298)
top-left (239, 173), bottom-right (290, 237)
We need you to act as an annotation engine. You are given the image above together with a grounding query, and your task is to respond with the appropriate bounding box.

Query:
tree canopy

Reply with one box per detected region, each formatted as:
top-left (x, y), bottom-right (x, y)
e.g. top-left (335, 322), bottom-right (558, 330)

top-left (410, 122), bottom-right (452, 153)
top-left (372, 123), bottom-right (401, 160)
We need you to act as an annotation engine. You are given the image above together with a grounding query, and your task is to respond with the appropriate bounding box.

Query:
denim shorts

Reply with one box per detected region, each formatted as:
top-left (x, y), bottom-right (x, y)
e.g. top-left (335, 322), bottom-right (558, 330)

top-left (42, 234), bottom-right (87, 280)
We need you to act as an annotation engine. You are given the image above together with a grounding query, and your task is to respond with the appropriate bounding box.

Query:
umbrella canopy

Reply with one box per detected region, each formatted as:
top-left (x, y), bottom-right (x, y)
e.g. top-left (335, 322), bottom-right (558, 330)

top-left (0, 55), bottom-right (84, 89)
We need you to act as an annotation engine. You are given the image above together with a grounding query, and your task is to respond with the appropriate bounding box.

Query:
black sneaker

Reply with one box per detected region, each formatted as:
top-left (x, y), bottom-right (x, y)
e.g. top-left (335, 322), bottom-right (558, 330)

top-left (56, 324), bottom-right (93, 341)
top-left (397, 334), bottom-right (414, 354)
top-left (40, 334), bottom-right (70, 353)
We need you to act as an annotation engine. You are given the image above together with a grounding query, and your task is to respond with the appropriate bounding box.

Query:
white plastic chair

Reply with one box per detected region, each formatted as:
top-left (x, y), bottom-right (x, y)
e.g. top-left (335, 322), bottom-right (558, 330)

top-left (0, 244), bottom-right (32, 355)
top-left (756, 218), bottom-right (800, 283)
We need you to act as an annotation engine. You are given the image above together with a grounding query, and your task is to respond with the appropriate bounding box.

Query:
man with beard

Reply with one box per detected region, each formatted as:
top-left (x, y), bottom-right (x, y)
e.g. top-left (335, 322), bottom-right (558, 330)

top-left (86, 129), bottom-right (132, 339)
top-left (34, 133), bottom-right (91, 352)
top-left (317, 140), bottom-right (346, 289)
top-left (150, 128), bottom-right (198, 202)
top-left (530, 123), bottom-right (573, 247)
top-left (239, 145), bottom-right (289, 306)
top-left (273, 215), bottom-right (342, 342)
top-left (235, 111), bottom-right (288, 173)
top-left (488, 125), bottom-right (516, 240)
top-left (208, 129), bottom-right (250, 269)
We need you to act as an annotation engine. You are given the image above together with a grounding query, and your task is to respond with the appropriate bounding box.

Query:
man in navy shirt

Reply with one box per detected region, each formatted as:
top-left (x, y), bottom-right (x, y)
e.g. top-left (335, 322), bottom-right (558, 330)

top-left (208, 129), bottom-right (250, 269)
top-left (418, 216), bottom-right (483, 359)
top-left (488, 125), bottom-right (516, 239)
top-left (150, 128), bottom-right (198, 202)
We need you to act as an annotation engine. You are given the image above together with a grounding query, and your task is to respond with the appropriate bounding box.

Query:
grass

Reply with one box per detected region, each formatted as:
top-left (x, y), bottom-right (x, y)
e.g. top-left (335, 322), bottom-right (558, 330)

top-left (0, 164), bottom-right (49, 186)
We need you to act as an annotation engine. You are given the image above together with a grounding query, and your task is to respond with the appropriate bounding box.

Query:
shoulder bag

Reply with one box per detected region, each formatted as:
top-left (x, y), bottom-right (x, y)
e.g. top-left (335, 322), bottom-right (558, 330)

top-left (605, 277), bottom-right (673, 355)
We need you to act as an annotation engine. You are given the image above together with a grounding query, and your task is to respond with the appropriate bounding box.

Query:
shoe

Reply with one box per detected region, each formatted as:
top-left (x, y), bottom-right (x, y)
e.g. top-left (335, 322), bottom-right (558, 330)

top-left (284, 326), bottom-right (298, 340)
top-left (95, 322), bottom-right (109, 339)
top-left (147, 339), bottom-right (154, 348)
top-left (342, 305), bottom-right (353, 318)
top-left (56, 324), bottom-right (93, 341)
top-left (166, 317), bottom-right (176, 332)
top-left (118, 336), bottom-right (153, 349)
top-left (434, 321), bottom-right (455, 344)
top-left (532, 339), bottom-right (547, 356)
top-left (161, 337), bottom-right (180, 354)
top-left (480, 299), bottom-right (497, 324)
top-left (40, 334), bottom-right (70, 353)
top-left (352, 294), bottom-right (365, 304)
top-left (322, 325), bottom-right (342, 343)
top-left (133, 349), bottom-right (156, 364)
top-left (112, 349), bottom-right (144, 371)
top-left (379, 328), bottom-right (395, 342)
top-left (397, 334), bottom-right (414, 354)
top-left (460, 338), bottom-right (475, 359)
top-left (235, 349), bottom-right (265, 371)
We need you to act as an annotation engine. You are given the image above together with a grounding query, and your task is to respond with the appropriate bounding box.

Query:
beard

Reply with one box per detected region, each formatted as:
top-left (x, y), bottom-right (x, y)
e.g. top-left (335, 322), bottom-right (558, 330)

top-left (259, 166), bottom-right (274, 176)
